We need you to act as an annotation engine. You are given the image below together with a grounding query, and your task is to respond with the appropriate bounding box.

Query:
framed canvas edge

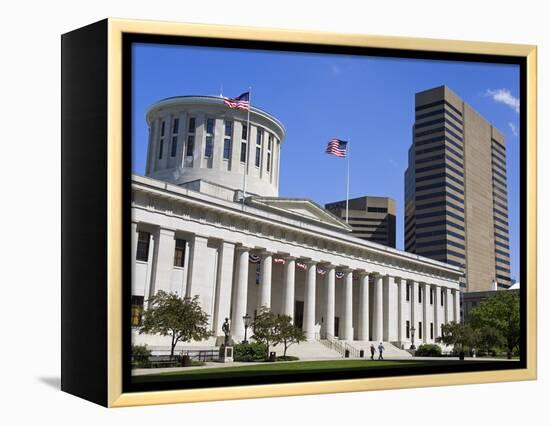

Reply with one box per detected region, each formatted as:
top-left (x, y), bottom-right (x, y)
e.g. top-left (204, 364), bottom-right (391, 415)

top-left (105, 17), bottom-right (537, 408)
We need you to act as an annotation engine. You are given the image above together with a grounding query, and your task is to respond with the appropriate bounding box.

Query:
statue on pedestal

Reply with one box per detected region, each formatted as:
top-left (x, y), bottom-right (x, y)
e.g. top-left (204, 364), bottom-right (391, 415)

top-left (219, 318), bottom-right (234, 363)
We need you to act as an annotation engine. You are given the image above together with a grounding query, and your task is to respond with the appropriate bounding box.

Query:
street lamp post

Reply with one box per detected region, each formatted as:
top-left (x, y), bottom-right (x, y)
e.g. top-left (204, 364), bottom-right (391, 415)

top-left (410, 326), bottom-right (416, 350)
top-left (242, 313), bottom-right (252, 344)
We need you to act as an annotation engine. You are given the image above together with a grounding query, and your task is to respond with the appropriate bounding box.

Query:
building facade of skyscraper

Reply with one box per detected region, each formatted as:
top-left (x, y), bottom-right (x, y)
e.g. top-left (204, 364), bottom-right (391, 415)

top-left (325, 196), bottom-right (396, 248)
top-left (404, 86), bottom-right (511, 292)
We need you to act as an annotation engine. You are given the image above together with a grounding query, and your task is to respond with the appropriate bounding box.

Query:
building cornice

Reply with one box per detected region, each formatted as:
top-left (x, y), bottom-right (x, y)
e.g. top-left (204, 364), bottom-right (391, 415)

top-left (131, 174), bottom-right (463, 280)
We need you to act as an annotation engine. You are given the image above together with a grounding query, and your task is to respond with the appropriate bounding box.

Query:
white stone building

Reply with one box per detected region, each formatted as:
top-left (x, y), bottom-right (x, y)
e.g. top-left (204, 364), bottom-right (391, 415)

top-left (131, 96), bottom-right (462, 353)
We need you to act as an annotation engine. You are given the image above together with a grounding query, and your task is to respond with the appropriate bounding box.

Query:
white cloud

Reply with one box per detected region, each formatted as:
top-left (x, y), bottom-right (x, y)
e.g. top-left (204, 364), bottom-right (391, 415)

top-left (508, 122), bottom-right (518, 137)
top-left (485, 88), bottom-right (520, 113)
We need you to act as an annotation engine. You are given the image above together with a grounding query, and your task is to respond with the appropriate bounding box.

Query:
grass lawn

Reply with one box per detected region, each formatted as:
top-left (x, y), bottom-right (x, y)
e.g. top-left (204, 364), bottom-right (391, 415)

top-left (133, 359), bottom-right (438, 384)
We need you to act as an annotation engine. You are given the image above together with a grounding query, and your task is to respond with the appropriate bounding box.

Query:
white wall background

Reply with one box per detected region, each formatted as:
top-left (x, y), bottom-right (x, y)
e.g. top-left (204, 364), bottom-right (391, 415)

top-left (0, 0), bottom-right (547, 424)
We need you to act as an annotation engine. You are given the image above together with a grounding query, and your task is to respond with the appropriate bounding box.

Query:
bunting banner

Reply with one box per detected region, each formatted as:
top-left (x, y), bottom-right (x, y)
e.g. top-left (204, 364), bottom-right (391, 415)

top-left (273, 258), bottom-right (286, 265)
top-left (249, 254), bottom-right (261, 264)
top-left (316, 267), bottom-right (327, 275)
top-left (296, 262), bottom-right (307, 270)
top-left (335, 271), bottom-right (345, 279)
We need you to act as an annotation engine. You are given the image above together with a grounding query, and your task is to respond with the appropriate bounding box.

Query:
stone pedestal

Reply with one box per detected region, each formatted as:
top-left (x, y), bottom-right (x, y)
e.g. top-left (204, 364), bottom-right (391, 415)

top-left (219, 345), bottom-right (234, 363)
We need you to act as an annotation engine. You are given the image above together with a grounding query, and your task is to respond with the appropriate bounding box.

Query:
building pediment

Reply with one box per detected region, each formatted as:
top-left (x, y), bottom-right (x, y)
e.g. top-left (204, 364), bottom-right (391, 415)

top-left (246, 197), bottom-right (353, 232)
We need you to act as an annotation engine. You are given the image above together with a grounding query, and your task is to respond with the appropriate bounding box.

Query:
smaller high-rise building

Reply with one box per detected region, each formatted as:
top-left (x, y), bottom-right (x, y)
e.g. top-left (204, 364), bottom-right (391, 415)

top-left (325, 196), bottom-right (396, 247)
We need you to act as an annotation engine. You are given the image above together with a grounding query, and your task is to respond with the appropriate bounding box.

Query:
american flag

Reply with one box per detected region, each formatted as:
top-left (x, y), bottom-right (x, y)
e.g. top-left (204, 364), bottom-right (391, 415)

top-left (325, 138), bottom-right (348, 158)
top-left (223, 91), bottom-right (250, 110)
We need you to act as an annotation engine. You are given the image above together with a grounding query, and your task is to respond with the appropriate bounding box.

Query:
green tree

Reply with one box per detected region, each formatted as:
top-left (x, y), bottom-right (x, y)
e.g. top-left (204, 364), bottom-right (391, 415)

top-left (274, 314), bottom-right (306, 358)
top-left (469, 291), bottom-right (520, 359)
top-left (251, 306), bottom-right (279, 359)
top-left (139, 291), bottom-right (213, 359)
top-left (477, 325), bottom-right (504, 356)
top-left (438, 321), bottom-right (479, 355)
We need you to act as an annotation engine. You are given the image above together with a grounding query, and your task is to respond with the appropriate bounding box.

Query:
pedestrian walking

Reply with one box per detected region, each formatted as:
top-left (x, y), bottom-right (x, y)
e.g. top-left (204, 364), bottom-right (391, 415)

top-left (378, 342), bottom-right (385, 360)
top-left (370, 343), bottom-right (376, 360)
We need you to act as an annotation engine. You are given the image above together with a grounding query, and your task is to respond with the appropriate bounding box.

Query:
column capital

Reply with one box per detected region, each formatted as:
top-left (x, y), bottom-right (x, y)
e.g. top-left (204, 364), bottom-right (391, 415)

top-left (235, 245), bottom-right (251, 253)
top-left (355, 269), bottom-right (370, 277)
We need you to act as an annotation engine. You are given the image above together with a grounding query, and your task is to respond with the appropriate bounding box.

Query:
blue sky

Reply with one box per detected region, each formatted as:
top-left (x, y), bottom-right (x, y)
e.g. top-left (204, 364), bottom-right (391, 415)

top-left (132, 43), bottom-right (521, 282)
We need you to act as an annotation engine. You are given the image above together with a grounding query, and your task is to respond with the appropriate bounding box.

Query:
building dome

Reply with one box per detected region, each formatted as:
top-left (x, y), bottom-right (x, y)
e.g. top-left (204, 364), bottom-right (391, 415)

top-left (145, 96), bottom-right (285, 197)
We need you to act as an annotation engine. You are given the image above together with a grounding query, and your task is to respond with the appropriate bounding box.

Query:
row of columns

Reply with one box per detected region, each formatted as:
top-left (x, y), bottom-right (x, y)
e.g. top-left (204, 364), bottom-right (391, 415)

top-left (134, 225), bottom-right (461, 344)
top-left (228, 246), bottom-right (460, 342)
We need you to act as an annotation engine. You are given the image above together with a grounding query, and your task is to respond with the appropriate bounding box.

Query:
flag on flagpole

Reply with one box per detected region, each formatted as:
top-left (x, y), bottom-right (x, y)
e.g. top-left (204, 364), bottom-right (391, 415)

top-left (223, 91), bottom-right (250, 110)
top-left (325, 138), bottom-right (348, 158)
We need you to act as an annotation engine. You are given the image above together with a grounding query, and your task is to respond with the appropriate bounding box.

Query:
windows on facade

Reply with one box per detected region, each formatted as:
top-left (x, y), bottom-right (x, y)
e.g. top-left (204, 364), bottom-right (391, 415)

top-left (170, 118), bottom-right (179, 157)
top-left (241, 122), bottom-right (248, 140)
top-left (406, 283), bottom-right (410, 301)
top-left (131, 295), bottom-right (144, 327)
top-left (186, 117), bottom-right (196, 157)
top-left (240, 141), bottom-right (247, 163)
top-left (204, 118), bottom-right (214, 158)
top-left (441, 288), bottom-right (445, 306)
top-left (255, 128), bottom-right (263, 168)
top-left (406, 320), bottom-right (410, 338)
top-left (170, 136), bottom-right (178, 157)
top-left (174, 239), bottom-right (186, 268)
top-left (418, 322), bottom-right (423, 339)
top-left (418, 285), bottom-right (422, 303)
top-left (136, 231), bottom-right (150, 262)
top-left (430, 288), bottom-right (434, 305)
top-left (223, 121), bottom-right (233, 160)
top-left (430, 322), bottom-right (434, 340)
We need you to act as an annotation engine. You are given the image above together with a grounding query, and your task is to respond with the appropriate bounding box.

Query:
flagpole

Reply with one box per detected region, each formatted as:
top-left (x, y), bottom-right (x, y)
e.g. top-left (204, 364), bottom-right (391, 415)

top-left (242, 87), bottom-right (252, 210)
top-left (346, 140), bottom-right (350, 223)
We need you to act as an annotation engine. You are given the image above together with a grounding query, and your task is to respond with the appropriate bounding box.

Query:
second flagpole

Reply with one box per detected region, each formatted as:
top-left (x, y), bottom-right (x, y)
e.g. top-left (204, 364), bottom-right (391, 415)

top-left (346, 140), bottom-right (350, 223)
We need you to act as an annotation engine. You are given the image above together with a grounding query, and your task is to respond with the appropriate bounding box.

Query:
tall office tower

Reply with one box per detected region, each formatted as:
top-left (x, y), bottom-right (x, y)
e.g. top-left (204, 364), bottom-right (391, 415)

top-left (404, 86), bottom-right (511, 291)
top-left (325, 196), bottom-right (396, 247)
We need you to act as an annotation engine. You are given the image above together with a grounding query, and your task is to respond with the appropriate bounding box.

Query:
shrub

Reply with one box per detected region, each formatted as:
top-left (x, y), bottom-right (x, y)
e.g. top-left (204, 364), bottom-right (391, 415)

top-left (132, 344), bottom-right (151, 368)
top-left (233, 342), bottom-right (268, 362)
top-left (415, 344), bottom-right (442, 357)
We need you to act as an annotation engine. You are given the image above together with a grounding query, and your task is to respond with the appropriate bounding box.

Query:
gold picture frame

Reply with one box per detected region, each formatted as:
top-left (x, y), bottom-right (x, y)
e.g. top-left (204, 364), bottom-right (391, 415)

top-left (61, 18), bottom-right (537, 407)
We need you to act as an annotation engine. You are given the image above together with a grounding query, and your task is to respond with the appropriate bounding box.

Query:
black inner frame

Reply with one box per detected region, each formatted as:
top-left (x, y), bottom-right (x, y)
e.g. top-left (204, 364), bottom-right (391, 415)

top-left (122, 33), bottom-right (528, 394)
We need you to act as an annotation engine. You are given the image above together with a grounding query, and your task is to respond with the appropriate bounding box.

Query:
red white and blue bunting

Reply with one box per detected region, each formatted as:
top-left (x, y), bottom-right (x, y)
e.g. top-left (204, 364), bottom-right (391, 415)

top-left (250, 255), bottom-right (345, 278)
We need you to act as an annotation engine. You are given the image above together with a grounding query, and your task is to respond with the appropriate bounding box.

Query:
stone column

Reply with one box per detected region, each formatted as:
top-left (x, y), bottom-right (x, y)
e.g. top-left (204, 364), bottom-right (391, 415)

top-left (131, 222), bottom-right (139, 260)
top-left (433, 284), bottom-right (440, 341)
top-left (151, 228), bottom-right (176, 294)
top-left (411, 280), bottom-right (419, 338)
top-left (383, 275), bottom-right (399, 342)
top-left (282, 257), bottom-right (296, 319)
top-left (372, 274), bottom-right (384, 342)
top-left (258, 251), bottom-right (272, 310)
top-left (453, 289), bottom-right (461, 323)
top-left (343, 269), bottom-right (353, 341)
top-left (422, 283), bottom-right (430, 343)
top-left (213, 241), bottom-right (235, 336)
top-left (324, 265), bottom-right (335, 338)
top-left (446, 288), bottom-right (453, 324)
top-left (231, 246), bottom-right (250, 341)
top-left (397, 278), bottom-right (405, 343)
top-left (303, 261), bottom-right (317, 340)
top-left (357, 272), bottom-right (370, 341)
